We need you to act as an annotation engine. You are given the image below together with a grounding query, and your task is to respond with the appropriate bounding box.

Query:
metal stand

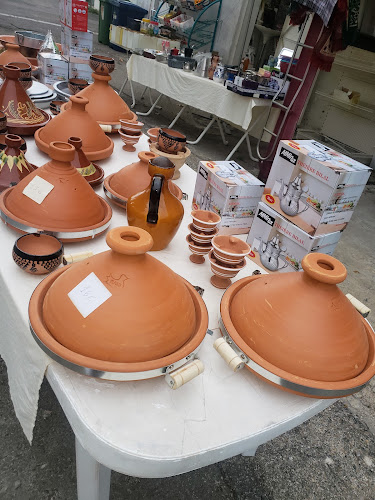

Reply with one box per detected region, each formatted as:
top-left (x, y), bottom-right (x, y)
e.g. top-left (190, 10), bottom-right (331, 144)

top-left (76, 438), bottom-right (111, 500)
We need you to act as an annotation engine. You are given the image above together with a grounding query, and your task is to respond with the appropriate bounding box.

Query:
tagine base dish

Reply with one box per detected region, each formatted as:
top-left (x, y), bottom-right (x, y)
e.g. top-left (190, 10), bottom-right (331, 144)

top-left (220, 275), bottom-right (375, 399)
top-left (6, 109), bottom-right (51, 136)
top-left (0, 188), bottom-right (112, 242)
top-left (29, 265), bottom-right (208, 380)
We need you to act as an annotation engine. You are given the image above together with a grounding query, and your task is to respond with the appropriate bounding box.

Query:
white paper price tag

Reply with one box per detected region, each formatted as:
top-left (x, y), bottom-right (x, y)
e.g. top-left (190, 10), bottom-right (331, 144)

top-left (68, 272), bottom-right (112, 318)
top-left (22, 175), bottom-right (54, 204)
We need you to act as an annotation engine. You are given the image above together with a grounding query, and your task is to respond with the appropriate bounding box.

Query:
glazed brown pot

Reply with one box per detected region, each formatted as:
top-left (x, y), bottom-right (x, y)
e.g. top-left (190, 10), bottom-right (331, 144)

top-left (89, 54), bottom-right (115, 75)
top-left (0, 64), bottom-right (51, 135)
top-left (68, 78), bottom-right (89, 95)
top-left (104, 151), bottom-right (182, 208)
top-left (219, 253), bottom-right (375, 398)
top-left (0, 133), bottom-right (37, 192)
top-left (28, 226), bottom-right (208, 374)
top-left (12, 233), bottom-right (63, 275)
top-left (68, 136), bottom-right (104, 188)
top-left (35, 95), bottom-right (114, 161)
top-left (61, 72), bottom-right (137, 130)
top-left (158, 128), bottom-right (186, 154)
top-left (0, 141), bottom-right (112, 242)
top-left (127, 156), bottom-right (184, 251)
top-left (0, 43), bottom-right (37, 71)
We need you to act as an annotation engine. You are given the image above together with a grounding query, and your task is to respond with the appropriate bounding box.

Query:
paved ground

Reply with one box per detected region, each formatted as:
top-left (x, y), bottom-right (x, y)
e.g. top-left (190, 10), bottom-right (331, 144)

top-left (1, 2), bottom-right (375, 499)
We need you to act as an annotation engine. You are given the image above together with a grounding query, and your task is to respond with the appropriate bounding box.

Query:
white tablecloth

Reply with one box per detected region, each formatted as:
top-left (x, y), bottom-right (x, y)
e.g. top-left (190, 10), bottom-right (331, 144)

top-left (127, 55), bottom-right (273, 131)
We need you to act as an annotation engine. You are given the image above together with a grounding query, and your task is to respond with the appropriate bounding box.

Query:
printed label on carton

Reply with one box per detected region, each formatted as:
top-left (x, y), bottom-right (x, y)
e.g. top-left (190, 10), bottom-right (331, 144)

top-left (279, 147), bottom-right (298, 165)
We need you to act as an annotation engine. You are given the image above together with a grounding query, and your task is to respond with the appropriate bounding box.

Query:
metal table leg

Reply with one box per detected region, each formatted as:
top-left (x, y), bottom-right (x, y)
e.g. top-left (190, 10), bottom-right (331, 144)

top-left (217, 118), bottom-right (228, 146)
top-left (76, 438), bottom-right (111, 500)
top-left (137, 93), bottom-right (163, 116)
top-left (186, 115), bottom-right (216, 145)
top-left (168, 105), bottom-right (187, 129)
top-left (118, 77), bottom-right (128, 97)
top-left (129, 80), bottom-right (136, 109)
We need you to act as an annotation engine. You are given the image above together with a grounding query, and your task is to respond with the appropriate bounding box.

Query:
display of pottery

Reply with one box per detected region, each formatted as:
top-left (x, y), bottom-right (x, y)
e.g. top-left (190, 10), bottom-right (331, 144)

top-left (104, 151), bottom-right (182, 208)
top-left (68, 136), bottom-right (104, 188)
top-left (0, 141), bottom-right (112, 242)
top-left (0, 42), bottom-right (37, 71)
top-left (0, 111), bottom-right (26, 151)
top-left (12, 233), bottom-right (63, 274)
top-left (0, 133), bottom-right (37, 192)
top-left (28, 225), bottom-right (208, 382)
top-left (68, 78), bottom-right (89, 95)
top-left (147, 127), bottom-right (160, 144)
top-left (208, 235), bottom-right (250, 289)
top-left (218, 253), bottom-right (375, 398)
top-left (186, 234), bottom-right (213, 264)
top-left (158, 128), bottom-right (186, 154)
top-left (0, 64), bottom-right (51, 135)
top-left (61, 56), bottom-right (137, 131)
top-left (35, 95), bottom-right (114, 161)
top-left (0, 61), bottom-right (32, 90)
top-left (149, 141), bottom-right (191, 179)
top-left (127, 156), bottom-right (184, 251)
top-left (187, 210), bottom-right (221, 264)
top-left (118, 128), bottom-right (142, 152)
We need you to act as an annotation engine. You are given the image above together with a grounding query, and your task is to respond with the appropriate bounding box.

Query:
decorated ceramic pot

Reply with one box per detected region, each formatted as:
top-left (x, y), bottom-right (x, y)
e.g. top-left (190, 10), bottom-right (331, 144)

top-left (68, 136), bottom-right (104, 188)
top-left (68, 78), bottom-right (89, 95)
top-left (188, 223), bottom-right (218, 244)
top-left (12, 233), bottom-right (63, 275)
top-left (8, 61), bottom-right (32, 90)
top-left (208, 250), bottom-right (246, 289)
top-left (212, 235), bottom-right (250, 265)
top-left (149, 142), bottom-right (191, 179)
top-left (0, 112), bottom-right (26, 151)
top-left (192, 209), bottom-right (221, 232)
top-left (120, 119), bottom-right (144, 132)
top-left (186, 234), bottom-right (212, 265)
top-left (147, 127), bottom-right (160, 144)
top-left (89, 54), bottom-right (115, 75)
top-left (158, 128), bottom-right (186, 154)
top-left (118, 129), bottom-right (142, 152)
top-left (49, 100), bottom-right (65, 115)
top-left (0, 133), bottom-right (37, 192)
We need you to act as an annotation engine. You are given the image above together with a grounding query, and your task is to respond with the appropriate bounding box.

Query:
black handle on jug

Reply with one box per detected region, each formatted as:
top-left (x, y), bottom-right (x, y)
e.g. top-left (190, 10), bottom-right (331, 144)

top-left (147, 175), bottom-right (164, 224)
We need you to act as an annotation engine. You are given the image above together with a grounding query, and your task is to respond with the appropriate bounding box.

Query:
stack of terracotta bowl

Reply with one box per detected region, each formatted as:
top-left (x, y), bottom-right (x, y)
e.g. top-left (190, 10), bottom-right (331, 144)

top-left (119, 118), bottom-right (144, 152)
top-left (149, 128), bottom-right (191, 179)
top-left (208, 235), bottom-right (250, 289)
top-left (186, 210), bottom-right (221, 264)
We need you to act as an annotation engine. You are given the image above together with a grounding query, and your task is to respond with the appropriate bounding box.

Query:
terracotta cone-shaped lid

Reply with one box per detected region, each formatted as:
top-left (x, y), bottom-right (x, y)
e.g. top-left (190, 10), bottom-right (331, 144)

top-left (29, 226), bottom-right (208, 370)
top-left (104, 151), bottom-right (183, 206)
top-left (0, 133), bottom-right (37, 191)
top-left (68, 136), bottom-right (104, 187)
top-left (61, 72), bottom-right (136, 127)
top-left (221, 254), bottom-right (374, 394)
top-left (0, 65), bottom-right (51, 135)
top-left (34, 95), bottom-right (114, 161)
top-left (0, 141), bottom-right (112, 236)
top-left (0, 43), bottom-right (35, 69)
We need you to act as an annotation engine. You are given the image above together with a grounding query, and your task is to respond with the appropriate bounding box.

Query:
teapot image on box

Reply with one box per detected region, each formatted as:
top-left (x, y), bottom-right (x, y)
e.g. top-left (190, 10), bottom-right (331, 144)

top-left (257, 235), bottom-right (287, 272)
top-left (279, 173), bottom-right (309, 216)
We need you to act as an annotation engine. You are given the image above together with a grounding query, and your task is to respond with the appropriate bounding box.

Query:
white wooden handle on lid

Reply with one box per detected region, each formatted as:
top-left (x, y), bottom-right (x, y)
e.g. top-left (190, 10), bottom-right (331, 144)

top-left (165, 360), bottom-right (204, 390)
top-left (63, 251), bottom-right (94, 265)
top-left (213, 338), bottom-right (244, 372)
top-left (99, 124), bottom-right (113, 133)
top-left (346, 294), bottom-right (371, 318)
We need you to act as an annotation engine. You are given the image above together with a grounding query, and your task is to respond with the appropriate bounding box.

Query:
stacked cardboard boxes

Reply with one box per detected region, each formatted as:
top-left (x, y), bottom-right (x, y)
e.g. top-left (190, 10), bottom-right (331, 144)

top-left (246, 139), bottom-right (371, 273)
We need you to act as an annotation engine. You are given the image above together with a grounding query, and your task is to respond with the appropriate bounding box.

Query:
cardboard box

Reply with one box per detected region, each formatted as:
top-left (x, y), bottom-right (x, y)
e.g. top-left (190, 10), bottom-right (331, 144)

top-left (60, 0), bottom-right (88, 32)
top-left (246, 202), bottom-right (342, 273)
top-left (262, 140), bottom-right (371, 236)
top-left (69, 58), bottom-right (92, 80)
top-left (192, 160), bottom-right (265, 235)
top-left (37, 53), bottom-right (69, 84)
top-left (61, 25), bottom-right (93, 60)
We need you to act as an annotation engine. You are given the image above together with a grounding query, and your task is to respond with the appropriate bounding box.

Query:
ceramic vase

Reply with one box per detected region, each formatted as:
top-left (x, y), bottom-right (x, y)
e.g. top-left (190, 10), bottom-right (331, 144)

top-left (158, 128), bottom-right (186, 154)
top-left (68, 136), bottom-right (104, 187)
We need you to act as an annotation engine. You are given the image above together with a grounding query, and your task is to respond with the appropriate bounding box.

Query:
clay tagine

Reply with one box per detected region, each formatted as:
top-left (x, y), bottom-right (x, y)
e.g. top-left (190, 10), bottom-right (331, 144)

top-left (149, 141), bottom-right (191, 179)
top-left (61, 56), bottom-right (137, 132)
top-left (208, 235), bottom-right (250, 289)
top-left (218, 253), bottom-right (375, 398)
top-left (0, 111), bottom-right (26, 151)
top-left (127, 156), bottom-right (184, 251)
top-left (28, 226), bottom-right (208, 380)
top-left (0, 42), bottom-right (38, 72)
top-left (0, 133), bottom-right (37, 192)
top-left (35, 95), bottom-right (114, 161)
top-left (0, 61), bottom-right (33, 91)
top-left (68, 136), bottom-right (104, 188)
top-left (0, 64), bottom-right (51, 135)
top-left (12, 233), bottom-right (63, 275)
top-left (0, 141), bottom-right (112, 242)
top-left (104, 151), bottom-right (182, 208)
top-left (158, 128), bottom-right (186, 154)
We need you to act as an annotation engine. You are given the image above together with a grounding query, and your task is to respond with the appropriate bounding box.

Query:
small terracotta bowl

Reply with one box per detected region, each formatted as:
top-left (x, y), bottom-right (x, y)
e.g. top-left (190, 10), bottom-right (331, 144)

top-left (212, 235), bottom-right (250, 265)
top-left (188, 223), bottom-right (218, 244)
top-left (49, 100), bottom-right (66, 115)
top-left (89, 54), bottom-right (115, 75)
top-left (118, 129), bottom-right (142, 152)
top-left (192, 209), bottom-right (221, 232)
top-left (120, 119), bottom-right (144, 132)
top-left (208, 250), bottom-right (246, 289)
top-left (158, 128), bottom-right (186, 154)
top-left (12, 233), bottom-right (63, 275)
top-left (147, 127), bottom-right (160, 144)
top-left (186, 234), bottom-right (212, 265)
top-left (68, 78), bottom-right (89, 95)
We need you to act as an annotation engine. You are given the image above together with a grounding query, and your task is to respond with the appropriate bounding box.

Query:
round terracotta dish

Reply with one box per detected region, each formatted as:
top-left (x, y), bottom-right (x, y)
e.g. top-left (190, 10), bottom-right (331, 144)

top-left (158, 128), bottom-right (186, 154)
top-left (13, 233), bottom-right (63, 274)
top-left (28, 226), bottom-right (208, 380)
top-left (219, 253), bottom-right (375, 398)
top-left (0, 141), bottom-right (112, 242)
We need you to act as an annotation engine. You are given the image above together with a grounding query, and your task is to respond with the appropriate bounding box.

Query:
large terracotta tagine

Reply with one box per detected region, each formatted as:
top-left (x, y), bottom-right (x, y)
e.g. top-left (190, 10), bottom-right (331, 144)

top-left (0, 133), bottom-right (37, 192)
top-left (0, 141), bottom-right (112, 242)
top-left (34, 95), bottom-right (114, 161)
top-left (0, 43), bottom-right (38, 72)
top-left (0, 65), bottom-right (51, 135)
top-left (215, 253), bottom-right (375, 398)
top-left (28, 226), bottom-right (208, 388)
top-left (149, 142), bottom-right (191, 179)
top-left (127, 157), bottom-right (184, 251)
top-left (104, 151), bottom-right (182, 208)
top-left (13, 233), bottom-right (63, 275)
top-left (60, 55), bottom-right (137, 132)
top-left (68, 136), bottom-right (104, 188)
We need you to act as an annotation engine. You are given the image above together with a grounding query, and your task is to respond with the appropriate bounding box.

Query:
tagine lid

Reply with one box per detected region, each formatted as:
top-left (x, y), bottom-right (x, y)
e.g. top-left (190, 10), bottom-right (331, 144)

top-left (34, 95), bottom-right (114, 161)
top-left (221, 253), bottom-right (373, 385)
top-left (0, 141), bottom-right (112, 232)
top-left (212, 235), bottom-right (250, 255)
top-left (60, 72), bottom-right (137, 126)
top-left (0, 43), bottom-right (37, 71)
top-left (29, 226), bottom-right (208, 371)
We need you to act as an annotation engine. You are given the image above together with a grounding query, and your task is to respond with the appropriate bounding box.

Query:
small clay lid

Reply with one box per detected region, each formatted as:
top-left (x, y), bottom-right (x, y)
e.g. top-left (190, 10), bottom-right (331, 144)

top-left (29, 226), bottom-right (208, 371)
top-left (212, 235), bottom-right (250, 256)
top-left (221, 253), bottom-right (374, 388)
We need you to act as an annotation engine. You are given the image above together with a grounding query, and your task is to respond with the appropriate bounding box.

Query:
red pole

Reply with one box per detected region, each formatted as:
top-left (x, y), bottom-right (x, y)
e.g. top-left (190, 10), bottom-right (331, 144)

top-left (258, 14), bottom-right (323, 182)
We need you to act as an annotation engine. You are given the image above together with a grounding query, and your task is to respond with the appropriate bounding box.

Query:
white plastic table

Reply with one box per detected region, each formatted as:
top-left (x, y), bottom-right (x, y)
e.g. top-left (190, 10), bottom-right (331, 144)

top-left (0, 133), bottom-right (333, 500)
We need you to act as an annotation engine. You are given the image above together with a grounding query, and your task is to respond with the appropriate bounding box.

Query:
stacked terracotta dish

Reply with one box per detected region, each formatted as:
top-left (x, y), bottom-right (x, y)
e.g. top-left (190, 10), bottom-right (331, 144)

top-left (118, 118), bottom-right (144, 152)
top-left (149, 128), bottom-right (191, 179)
top-left (186, 209), bottom-right (221, 264)
top-left (208, 235), bottom-right (250, 289)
